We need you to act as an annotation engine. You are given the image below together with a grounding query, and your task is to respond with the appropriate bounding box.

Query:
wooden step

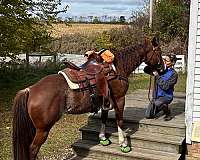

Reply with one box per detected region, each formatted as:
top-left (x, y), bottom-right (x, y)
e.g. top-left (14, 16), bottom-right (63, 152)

top-left (69, 155), bottom-right (95, 160)
top-left (72, 90), bottom-right (186, 159)
top-left (80, 125), bottom-right (185, 154)
top-left (72, 139), bottom-right (181, 160)
top-left (88, 107), bottom-right (185, 136)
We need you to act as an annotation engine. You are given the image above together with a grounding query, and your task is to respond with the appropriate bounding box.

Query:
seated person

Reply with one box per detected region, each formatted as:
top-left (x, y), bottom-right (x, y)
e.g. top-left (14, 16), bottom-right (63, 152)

top-left (144, 53), bottom-right (178, 121)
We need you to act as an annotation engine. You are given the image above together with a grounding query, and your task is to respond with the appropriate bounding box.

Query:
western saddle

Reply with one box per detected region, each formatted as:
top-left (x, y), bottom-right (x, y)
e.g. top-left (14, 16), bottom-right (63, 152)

top-left (61, 59), bottom-right (116, 112)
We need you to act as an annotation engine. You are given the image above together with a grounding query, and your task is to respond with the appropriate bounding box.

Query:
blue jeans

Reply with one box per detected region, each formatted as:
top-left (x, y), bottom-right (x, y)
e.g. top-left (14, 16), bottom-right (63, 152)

top-left (145, 96), bottom-right (172, 118)
top-left (154, 96), bottom-right (172, 111)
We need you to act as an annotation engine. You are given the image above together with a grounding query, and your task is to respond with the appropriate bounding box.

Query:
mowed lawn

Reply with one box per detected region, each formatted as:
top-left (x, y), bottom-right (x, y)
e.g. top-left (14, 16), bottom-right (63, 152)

top-left (0, 68), bottom-right (186, 160)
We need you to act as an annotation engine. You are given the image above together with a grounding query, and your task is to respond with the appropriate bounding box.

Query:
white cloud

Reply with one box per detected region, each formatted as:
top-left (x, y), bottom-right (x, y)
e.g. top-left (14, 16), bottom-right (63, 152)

top-left (59, 0), bottom-right (145, 18)
top-left (62, 0), bottom-right (144, 6)
top-left (103, 7), bottom-right (128, 11)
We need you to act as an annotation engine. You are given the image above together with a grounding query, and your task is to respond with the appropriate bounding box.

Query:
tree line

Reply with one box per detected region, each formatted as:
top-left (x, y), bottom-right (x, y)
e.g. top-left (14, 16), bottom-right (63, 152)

top-left (60, 15), bottom-right (127, 24)
top-left (0, 0), bottom-right (190, 62)
top-left (57, 0), bottom-right (190, 56)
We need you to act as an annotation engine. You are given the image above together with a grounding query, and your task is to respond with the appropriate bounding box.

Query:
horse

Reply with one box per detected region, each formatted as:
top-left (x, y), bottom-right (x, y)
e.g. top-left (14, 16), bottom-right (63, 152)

top-left (12, 37), bottom-right (164, 160)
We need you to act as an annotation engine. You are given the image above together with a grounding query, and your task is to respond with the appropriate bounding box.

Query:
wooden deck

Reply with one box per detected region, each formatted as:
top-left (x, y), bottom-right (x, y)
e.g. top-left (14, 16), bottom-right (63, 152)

top-left (72, 89), bottom-right (186, 160)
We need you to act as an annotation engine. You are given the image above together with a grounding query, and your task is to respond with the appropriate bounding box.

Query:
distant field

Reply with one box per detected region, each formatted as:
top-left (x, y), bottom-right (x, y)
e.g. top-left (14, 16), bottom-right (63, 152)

top-left (50, 23), bottom-right (125, 38)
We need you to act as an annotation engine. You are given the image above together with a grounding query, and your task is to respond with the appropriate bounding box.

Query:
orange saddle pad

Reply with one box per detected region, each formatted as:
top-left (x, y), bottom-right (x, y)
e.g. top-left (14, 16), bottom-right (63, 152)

top-left (100, 50), bottom-right (114, 63)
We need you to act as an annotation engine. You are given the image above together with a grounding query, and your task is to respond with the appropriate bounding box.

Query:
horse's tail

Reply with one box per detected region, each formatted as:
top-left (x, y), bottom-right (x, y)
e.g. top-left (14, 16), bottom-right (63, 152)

top-left (12, 88), bottom-right (36, 160)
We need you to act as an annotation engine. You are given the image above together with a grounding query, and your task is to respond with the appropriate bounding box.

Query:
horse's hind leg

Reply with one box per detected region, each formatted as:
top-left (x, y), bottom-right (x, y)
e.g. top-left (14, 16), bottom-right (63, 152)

top-left (29, 129), bottom-right (49, 160)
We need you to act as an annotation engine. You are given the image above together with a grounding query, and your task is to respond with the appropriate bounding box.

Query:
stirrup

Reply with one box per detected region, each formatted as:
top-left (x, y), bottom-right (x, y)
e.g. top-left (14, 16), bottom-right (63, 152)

top-left (102, 104), bottom-right (113, 111)
top-left (101, 97), bottom-right (113, 111)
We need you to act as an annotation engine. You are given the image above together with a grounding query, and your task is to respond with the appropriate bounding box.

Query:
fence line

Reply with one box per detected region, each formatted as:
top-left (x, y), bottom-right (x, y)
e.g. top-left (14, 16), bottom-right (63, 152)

top-left (1, 54), bottom-right (186, 73)
top-left (134, 55), bottom-right (185, 73)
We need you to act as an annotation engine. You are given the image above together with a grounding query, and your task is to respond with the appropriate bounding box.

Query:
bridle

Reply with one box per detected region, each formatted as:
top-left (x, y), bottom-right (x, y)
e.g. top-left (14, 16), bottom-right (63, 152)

top-left (144, 46), bottom-right (164, 102)
top-left (144, 46), bottom-right (160, 65)
top-left (144, 46), bottom-right (163, 72)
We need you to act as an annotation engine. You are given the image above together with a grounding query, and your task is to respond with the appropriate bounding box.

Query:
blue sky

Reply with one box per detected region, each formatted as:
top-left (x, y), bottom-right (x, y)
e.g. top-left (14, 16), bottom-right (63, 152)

top-left (59, 0), bottom-right (146, 18)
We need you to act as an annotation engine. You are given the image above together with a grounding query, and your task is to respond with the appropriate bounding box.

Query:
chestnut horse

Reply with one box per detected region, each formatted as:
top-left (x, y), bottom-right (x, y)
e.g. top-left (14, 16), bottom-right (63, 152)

top-left (12, 37), bottom-right (164, 160)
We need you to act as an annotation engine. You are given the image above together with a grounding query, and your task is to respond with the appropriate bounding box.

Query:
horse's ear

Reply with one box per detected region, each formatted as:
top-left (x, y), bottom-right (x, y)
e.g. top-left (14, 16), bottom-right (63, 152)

top-left (152, 37), bottom-right (159, 47)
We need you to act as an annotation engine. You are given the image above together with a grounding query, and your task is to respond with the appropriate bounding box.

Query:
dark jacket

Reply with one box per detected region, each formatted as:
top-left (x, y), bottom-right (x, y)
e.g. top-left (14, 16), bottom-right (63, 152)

top-left (155, 68), bottom-right (178, 101)
top-left (143, 66), bottom-right (178, 101)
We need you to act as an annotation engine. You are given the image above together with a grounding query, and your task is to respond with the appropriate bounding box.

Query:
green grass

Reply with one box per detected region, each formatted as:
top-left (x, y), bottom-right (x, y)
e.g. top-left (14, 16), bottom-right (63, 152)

top-left (128, 74), bottom-right (150, 93)
top-left (0, 67), bottom-right (186, 160)
top-left (174, 72), bottom-right (187, 92)
top-left (0, 112), bottom-right (87, 160)
top-left (128, 73), bottom-right (186, 93)
top-left (38, 114), bottom-right (87, 159)
top-left (0, 65), bottom-right (88, 160)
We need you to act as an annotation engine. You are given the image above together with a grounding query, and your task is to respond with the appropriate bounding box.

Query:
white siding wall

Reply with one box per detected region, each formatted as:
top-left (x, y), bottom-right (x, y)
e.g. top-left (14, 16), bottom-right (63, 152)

top-left (193, 0), bottom-right (200, 122)
top-left (186, 0), bottom-right (199, 144)
top-left (193, 62), bottom-right (200, 121)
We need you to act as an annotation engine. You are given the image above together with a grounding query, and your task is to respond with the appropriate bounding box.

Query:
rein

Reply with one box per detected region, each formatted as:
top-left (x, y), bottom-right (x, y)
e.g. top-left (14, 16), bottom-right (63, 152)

top-left (148, 75), bottom-right (152, 102)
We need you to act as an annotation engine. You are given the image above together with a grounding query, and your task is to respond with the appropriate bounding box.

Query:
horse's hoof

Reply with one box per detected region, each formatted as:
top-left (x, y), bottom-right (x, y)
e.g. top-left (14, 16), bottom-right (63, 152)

top-left (99, 138), bottom-right (111, 146)
top-left (120, 146), bottom-right (131, 153)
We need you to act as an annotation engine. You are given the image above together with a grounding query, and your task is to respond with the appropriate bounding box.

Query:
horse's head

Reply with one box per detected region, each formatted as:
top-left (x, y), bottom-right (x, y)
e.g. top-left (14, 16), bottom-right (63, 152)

top-left (143, 37), bottom-right (164, 73)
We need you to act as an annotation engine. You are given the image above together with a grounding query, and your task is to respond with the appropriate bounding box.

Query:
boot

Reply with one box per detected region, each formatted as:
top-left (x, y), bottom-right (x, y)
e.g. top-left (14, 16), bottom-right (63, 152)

top-left (163, 104), bottom-right (172, 121)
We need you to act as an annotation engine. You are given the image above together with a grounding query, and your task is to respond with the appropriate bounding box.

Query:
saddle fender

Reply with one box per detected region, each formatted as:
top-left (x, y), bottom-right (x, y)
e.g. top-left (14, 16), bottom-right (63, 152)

top-left (95, 72), bottom-right (109, 98)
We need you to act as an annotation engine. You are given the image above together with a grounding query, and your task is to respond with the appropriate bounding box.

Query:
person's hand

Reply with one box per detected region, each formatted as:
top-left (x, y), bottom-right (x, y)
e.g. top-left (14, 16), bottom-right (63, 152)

top-left (152, 71), bottom-right (158, 76)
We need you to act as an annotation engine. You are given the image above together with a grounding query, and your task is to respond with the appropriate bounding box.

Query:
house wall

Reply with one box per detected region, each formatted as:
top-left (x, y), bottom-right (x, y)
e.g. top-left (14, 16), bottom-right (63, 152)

top-left (186, 0), bottom-right (199, 144)
top-left (186, 1), bottom-right (200, 158)
top-left (193, 0), bottom-right (200, 122)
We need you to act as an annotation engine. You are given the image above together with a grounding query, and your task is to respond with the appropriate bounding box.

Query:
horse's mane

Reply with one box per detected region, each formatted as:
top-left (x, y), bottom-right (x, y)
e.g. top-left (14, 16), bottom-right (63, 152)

top-left (112, 42), bottom-right (147, 76)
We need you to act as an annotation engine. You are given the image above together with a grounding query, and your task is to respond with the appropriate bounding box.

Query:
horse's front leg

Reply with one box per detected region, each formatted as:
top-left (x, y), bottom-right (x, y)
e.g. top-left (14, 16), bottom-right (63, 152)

top-left (99, 109), bottom-right (111, 146)
top-left (114, 96), bottom-right (131, 153)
